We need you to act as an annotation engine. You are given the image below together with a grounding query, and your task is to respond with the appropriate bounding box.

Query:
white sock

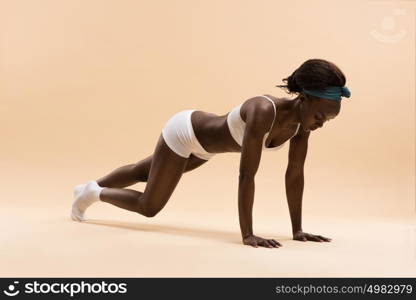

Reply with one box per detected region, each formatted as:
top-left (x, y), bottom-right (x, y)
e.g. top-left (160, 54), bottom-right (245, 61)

top-left (73, 183), bottom-right (86, 198)
top-left (71, 180), bottom-right (104, 222)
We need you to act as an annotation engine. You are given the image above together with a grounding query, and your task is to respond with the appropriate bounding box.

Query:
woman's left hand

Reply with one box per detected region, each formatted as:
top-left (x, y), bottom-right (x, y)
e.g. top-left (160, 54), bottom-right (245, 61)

top-left (293, 230), bottom-right (332, 242)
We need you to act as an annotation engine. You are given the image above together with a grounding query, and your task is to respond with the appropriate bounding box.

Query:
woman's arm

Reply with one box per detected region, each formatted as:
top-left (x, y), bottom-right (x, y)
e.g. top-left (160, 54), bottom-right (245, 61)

top-left (285, 130), bottom-right (309, 234)
top-left (285, 129), bottom-right (331, 242)
top-left (238, 101), bottom-right (281, 248)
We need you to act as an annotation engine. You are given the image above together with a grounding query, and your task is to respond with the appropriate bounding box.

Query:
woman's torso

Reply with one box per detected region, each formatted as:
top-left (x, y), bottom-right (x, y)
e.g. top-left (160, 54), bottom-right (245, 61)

top-left (191, 94), bottom-right (300, 154)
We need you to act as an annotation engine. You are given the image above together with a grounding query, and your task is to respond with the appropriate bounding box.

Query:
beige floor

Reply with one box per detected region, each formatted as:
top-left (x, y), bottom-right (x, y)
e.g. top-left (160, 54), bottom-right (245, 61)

top-left (1, 198), bottom-right (415, 277)
top-left (1, 157), bottom-right (415, 277)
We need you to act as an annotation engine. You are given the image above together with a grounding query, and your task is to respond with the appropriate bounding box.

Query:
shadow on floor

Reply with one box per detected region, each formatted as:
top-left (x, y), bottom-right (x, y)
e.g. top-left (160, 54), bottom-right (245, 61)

top-left (84, 219), bottom-right (291, 245)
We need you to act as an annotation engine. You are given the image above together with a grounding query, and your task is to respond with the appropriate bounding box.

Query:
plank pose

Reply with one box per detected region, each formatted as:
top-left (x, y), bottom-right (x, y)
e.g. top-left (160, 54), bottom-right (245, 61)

top-left (71, 58), bottom-right (351, 248)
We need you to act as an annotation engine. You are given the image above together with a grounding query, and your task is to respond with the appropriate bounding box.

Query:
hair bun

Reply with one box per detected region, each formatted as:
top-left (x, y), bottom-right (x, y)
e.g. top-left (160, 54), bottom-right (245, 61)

top-left (276, 70), bottom-right (302, 94)
top-left (287, 72), bottom-right (302, 93)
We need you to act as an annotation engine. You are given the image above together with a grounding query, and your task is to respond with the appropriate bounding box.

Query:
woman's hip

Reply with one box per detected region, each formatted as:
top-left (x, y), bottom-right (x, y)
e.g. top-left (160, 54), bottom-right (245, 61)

top-left (161, 110), bottom-right (215, 160)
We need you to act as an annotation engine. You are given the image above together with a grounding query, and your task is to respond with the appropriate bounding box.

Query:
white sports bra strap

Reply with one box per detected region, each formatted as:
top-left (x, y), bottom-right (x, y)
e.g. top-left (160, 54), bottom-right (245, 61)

top-left (259, 95), bottom-right (276, 132)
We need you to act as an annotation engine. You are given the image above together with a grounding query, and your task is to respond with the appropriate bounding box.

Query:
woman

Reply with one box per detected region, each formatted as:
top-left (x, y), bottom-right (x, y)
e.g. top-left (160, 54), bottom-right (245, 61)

top-left (71, 58), bottom-right (351, 248)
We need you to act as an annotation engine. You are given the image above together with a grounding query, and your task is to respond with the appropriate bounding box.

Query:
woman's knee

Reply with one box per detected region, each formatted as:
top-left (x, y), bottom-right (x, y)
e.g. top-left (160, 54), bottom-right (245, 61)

top-left (143, 208), bottom-right (160, 218)
top-left (141, 205), bottom-right (161, 218)
top-left (135, 196), bottom-right (162, 218)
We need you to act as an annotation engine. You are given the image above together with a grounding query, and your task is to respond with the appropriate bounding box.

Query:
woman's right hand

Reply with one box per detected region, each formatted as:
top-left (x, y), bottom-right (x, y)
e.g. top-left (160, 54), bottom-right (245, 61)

top-left (242, 234), bottom-right (282, 248)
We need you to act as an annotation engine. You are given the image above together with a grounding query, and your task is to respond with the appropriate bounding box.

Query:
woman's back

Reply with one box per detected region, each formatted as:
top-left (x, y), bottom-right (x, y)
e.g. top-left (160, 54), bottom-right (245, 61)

top-left (191, 95), bottom-right (300, 154)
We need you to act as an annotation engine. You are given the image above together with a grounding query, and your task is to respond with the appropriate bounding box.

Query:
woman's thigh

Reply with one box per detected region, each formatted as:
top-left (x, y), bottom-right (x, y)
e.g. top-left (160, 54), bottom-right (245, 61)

top-left (132, 150), bottom-right (208, 182)
top-left (184, 154), bottom-right (209, 172)
top-left (137, 134), bottom-right (188, 214)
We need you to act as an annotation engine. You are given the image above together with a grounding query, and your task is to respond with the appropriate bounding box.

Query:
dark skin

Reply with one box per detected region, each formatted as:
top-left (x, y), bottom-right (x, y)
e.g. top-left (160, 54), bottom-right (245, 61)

top-left (95, 93), bottom-right (340, 248)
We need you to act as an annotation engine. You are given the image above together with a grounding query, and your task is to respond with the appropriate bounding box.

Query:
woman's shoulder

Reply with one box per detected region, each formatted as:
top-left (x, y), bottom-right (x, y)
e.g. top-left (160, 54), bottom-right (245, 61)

top-left (237, 95), bottom-right (276, 137)
top-left (239, 95), bottom-right (276, 123)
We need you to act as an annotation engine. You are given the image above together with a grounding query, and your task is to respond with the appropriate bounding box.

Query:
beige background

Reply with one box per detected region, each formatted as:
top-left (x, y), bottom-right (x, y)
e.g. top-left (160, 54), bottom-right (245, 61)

top-left (1, 0), bottom-right (415, 277)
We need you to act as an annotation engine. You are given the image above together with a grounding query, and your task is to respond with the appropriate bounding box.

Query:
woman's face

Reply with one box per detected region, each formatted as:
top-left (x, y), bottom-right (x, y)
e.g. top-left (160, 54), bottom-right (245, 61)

top-left (299, 94), bottom-right (341, 132)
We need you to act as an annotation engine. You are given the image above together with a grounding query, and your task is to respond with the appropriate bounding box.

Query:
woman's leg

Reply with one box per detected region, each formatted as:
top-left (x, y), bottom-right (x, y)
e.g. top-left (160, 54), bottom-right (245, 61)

top-left (96, 151), bottom-right (208, 188)
top-left (98, 134), bottom-right (207, 217)
top-left (96, 155), bottom-right (152, 188)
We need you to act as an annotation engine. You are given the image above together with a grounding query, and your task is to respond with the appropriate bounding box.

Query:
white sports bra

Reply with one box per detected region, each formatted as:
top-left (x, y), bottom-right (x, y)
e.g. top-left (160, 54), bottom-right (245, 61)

top-left (226, 95), bottom-right (300, 151)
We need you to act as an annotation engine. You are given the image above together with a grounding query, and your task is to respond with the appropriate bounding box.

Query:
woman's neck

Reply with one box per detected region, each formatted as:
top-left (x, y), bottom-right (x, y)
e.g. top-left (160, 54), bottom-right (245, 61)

top-left (275, 96), bottom-right (302, 128)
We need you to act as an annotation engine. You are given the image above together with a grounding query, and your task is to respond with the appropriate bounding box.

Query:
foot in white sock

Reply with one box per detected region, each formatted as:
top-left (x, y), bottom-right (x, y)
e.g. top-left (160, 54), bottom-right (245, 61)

top-left (71, 180), bottom-right (104, 222)
top-left (73, 184), bottom-right (86, 198)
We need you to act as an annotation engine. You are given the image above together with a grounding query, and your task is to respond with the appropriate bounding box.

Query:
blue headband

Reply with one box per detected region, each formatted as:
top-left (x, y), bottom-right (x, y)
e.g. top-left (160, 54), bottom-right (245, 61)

top-left (302, 86), bottom-right (351, 101)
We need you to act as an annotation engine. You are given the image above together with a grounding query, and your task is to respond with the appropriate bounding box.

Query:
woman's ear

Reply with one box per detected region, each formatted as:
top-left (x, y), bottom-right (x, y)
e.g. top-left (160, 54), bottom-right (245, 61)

top-left (299, 93), bottom-right (307, 102)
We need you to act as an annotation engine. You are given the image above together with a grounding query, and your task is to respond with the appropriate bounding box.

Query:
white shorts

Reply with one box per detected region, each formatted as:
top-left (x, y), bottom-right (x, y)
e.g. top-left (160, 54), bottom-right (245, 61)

top-left (161, 110), bottom-right (216, 160)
